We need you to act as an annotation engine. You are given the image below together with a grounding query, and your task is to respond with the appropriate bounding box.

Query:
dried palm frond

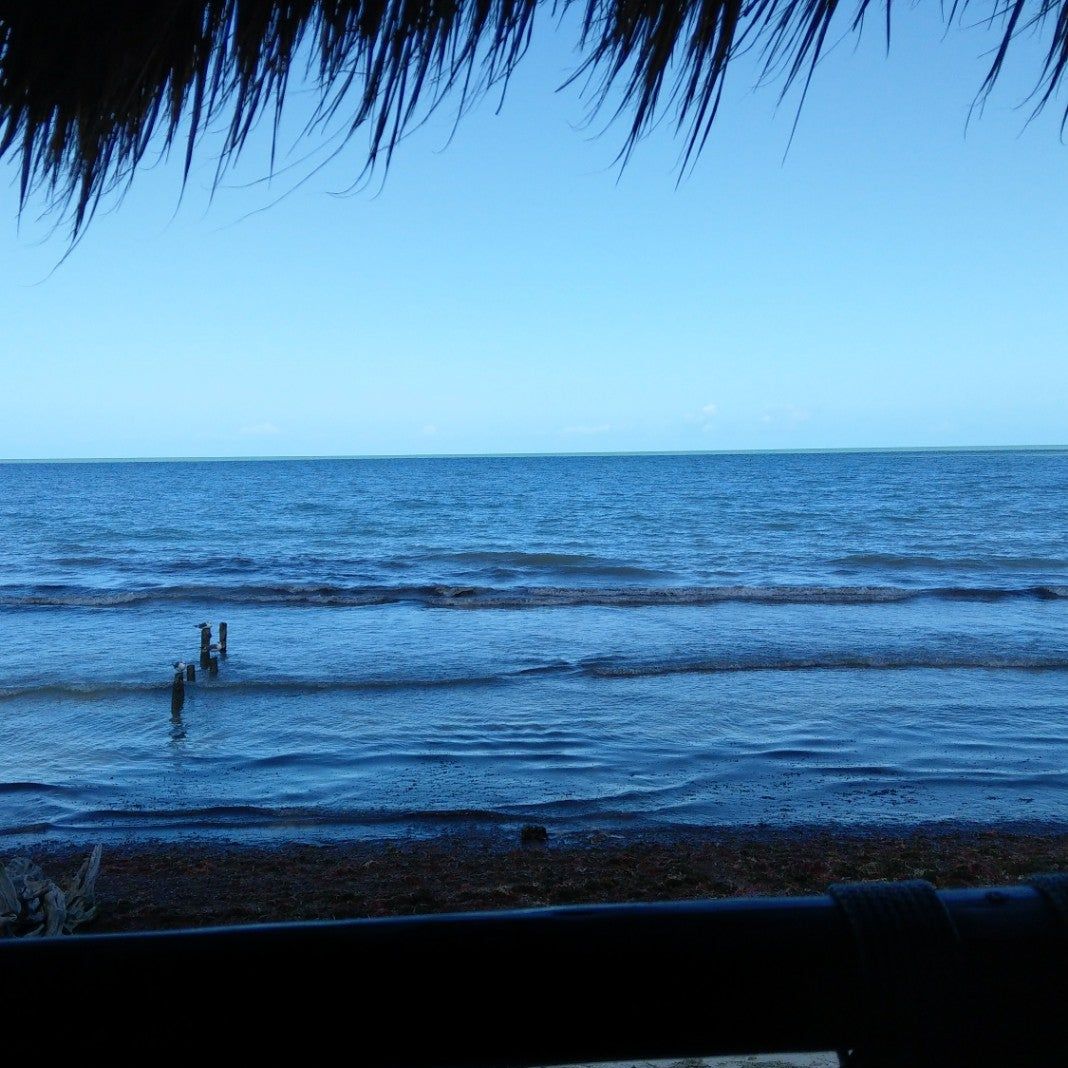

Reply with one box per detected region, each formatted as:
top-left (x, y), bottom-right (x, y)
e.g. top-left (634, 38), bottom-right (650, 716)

top-left (0, 0), bottom-right (1065, 235)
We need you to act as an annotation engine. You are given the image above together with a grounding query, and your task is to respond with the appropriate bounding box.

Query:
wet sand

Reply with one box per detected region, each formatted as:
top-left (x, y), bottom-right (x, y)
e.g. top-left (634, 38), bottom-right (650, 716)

top-left (23, 827), bottom-right (1068, 933)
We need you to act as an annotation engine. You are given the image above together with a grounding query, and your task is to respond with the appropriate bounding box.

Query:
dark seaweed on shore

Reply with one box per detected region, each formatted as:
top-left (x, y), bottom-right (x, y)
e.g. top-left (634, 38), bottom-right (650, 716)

top-left (22, 830), bottom-right (1068, 934)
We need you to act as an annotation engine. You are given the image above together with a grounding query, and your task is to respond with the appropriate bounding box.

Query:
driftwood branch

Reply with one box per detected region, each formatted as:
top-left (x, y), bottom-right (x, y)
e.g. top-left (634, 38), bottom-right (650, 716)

top-left (0, 846), bottom-right (102, 938)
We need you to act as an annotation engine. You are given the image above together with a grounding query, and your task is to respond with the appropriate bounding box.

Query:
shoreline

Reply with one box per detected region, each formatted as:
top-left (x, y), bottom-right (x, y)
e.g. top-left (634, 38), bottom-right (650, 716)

top-left (18, 826), bottom-right (1067, 934)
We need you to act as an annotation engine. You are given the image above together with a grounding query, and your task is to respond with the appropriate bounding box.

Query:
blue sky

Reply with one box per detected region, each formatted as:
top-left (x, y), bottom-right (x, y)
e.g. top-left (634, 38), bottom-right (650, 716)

top-left (2, 6), bottom-right (1067, 459)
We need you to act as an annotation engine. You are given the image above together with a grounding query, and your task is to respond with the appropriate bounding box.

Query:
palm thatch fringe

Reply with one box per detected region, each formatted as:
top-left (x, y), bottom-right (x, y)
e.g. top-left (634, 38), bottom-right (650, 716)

top-left (1, 0), bottom-right (1066, 233)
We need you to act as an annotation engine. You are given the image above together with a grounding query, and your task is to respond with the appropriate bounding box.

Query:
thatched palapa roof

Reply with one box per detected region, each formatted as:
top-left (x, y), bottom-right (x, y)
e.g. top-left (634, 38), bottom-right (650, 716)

top-left (1, 0), bottom-right (1066, 233)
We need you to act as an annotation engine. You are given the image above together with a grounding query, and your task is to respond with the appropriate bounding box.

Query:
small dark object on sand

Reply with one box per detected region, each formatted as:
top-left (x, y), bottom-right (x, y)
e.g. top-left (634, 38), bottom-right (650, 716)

top-left (520, 824), bottom-right (549, 846)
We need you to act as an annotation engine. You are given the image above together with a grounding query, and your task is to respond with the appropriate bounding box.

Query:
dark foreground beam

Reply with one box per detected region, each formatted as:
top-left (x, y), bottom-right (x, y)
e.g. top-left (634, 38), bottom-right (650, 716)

top-left (3, 883), bottom-right (1065, 1063)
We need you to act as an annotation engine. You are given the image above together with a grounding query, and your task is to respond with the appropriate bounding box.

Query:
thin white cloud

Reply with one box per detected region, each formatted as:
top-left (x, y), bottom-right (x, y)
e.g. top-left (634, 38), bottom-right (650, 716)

top-left (684, 402), bottom-right (719, 425)
top-left (684, 402), bottom-right (719, 432)
top-left (561, 423), bottom-right (612, 436)
top-left (760, 405), bottom-right (811, 425)
top-left (421, 424), bottom-right (439, 435)
top-left (239, 421), bottom-right (280, 437)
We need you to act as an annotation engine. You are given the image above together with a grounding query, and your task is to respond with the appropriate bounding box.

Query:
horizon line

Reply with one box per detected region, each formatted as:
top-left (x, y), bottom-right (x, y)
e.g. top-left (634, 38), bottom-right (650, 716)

top-left (2, 444), bottom-right (1067, 464)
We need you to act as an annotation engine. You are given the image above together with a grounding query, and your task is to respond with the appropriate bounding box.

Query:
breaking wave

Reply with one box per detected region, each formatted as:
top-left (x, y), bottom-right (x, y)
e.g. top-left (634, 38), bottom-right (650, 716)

top-left (5, 581), bottom-right (1067, 609)
top-left (831, 552), bottom-right (1068, 572)
top-left (0, 672), bottom-right (522, 702)
top-left (4, 650), bottom-right (1066, 704)
top-left (578, 653), bottom-right (1068, 677)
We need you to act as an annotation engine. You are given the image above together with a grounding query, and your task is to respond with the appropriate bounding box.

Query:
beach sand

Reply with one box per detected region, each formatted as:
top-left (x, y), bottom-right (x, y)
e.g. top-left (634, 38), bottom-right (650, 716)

top-left (23, 827), bottom-right (1067, 933)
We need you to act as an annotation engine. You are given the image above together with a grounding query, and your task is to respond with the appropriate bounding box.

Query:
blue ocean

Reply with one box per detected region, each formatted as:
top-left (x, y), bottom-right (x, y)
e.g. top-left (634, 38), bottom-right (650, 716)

top-left (2, 450), bottom-right (1066, 842)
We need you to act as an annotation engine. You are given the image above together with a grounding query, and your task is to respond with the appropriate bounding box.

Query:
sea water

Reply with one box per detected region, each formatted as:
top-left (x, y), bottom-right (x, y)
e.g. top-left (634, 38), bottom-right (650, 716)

top-left (1, 450), bottom-right (1066, 842)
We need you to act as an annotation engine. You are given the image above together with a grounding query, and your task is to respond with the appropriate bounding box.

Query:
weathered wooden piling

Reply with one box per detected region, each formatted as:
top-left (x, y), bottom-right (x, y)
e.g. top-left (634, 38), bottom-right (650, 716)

top-left (219, 622), bottom-right (228, 656)
top-left (208, 655), bottom-right (219, 677)
top-left (186, 663), bottom-right (196, 682)
top-left (171, 669), bottom-right (185, 713)
top-left (199, 624), bottom-right (212, 669)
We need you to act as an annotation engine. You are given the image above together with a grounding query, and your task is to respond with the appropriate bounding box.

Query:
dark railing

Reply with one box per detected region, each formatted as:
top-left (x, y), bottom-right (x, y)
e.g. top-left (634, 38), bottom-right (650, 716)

top-left (3, 878), bottom-right (1065, 1064)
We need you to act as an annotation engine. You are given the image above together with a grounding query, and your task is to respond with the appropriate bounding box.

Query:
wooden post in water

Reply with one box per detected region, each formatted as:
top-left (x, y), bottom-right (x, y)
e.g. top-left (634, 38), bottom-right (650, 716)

top-left (171, 667), bottom-right (185, 713)
top-left (186, 663), bottom-right (196, 682)
top-left (199, 623), bottom-right (212, 669)
top-left (208, 655), bottom-right (219, 677)
top-left (219, 622), bottom-right (228, 657)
